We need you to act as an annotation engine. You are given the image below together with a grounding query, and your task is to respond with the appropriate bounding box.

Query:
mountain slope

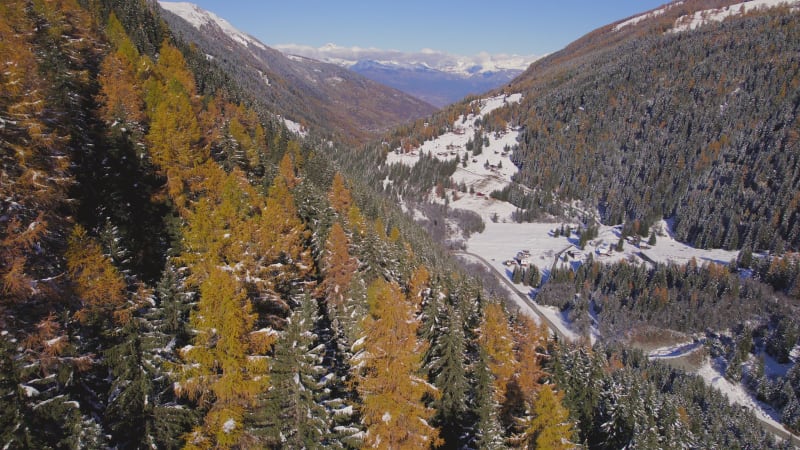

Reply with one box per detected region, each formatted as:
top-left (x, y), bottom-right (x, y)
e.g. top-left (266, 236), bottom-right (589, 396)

top-left (505, 0), bottom-right (800, 252)
top-left (158, 2), bottom-right (436, 143)
top-left (0, 1), bottom-right (792, 449)
top-left (376, 0), bottom-right (800, 253)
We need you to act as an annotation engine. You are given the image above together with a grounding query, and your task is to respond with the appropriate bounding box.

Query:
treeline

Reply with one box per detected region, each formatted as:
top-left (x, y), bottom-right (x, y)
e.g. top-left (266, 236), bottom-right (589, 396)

top-left (504, 8), bottom-right (800, 252)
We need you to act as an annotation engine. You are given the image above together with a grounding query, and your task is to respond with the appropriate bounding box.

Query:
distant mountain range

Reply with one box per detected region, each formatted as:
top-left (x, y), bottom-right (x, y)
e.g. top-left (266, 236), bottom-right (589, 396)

top-left (158, 2), bottom-right (436, 143)
top-left (275, 43), bottom-right (538, 107)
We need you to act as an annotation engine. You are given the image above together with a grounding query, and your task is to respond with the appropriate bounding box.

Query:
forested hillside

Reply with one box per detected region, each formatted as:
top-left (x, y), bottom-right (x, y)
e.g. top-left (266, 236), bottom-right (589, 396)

top-left (508, 2), bottom-right (800, 252)
top-left (0, 0), bottom-right (794, 449)
top-left (0, 1), bottom-right (561, 448)
top-left (374, 1), bottom-right (800, 255)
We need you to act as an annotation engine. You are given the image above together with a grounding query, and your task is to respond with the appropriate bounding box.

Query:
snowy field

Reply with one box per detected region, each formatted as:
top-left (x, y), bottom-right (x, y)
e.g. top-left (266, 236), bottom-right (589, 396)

top-left (466, 218), bottom-right (739, 284)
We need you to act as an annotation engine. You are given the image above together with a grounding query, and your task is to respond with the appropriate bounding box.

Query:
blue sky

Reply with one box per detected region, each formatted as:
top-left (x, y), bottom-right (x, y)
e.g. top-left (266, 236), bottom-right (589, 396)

top-left (180, 1), bottom-right (670, 56)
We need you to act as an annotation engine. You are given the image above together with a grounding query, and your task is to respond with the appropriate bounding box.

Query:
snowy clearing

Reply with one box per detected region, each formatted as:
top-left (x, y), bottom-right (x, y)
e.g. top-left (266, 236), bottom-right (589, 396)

top-left (671, 0), bottom-right (800, 33)
top-left (386, 93), bottom-right (522, 179)
top-left (280, 116), bottom-right (308, 138)
top-left (466, 218), bottom-right (739, 287)
top-left (648, 340), bottom-right (703, 360)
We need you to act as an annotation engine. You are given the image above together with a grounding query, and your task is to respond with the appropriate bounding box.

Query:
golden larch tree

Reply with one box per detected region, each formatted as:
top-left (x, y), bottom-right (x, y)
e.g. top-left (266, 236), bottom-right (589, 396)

top-left (328, 172), bottom-right (353, 215)
top-left (177, 267), bottom-right (274, 449)
top-left (353, 278), bottom-right (441, 449)
top-left (520, 384), bottom-right (575, 450)
top-left (319, 221), bottom-right (357, 311)
top-left (65, 225), bottom-right (128, 326)
top-left (479, 302), bottom-right (518, 404)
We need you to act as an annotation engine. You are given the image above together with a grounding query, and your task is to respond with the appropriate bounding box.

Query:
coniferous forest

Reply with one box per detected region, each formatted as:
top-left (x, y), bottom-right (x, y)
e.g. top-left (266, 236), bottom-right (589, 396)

top-left (1, 1), bottom-right (798, 449)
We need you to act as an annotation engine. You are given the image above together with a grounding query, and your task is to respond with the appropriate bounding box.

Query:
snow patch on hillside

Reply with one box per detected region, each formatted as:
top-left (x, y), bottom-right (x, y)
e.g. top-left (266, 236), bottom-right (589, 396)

top-left (671, 0), bottom-right (800, 32)
top-left (279, 116), bottom-right (307, 138)
top-left (159, 2), bottom-right (267, 50)
top-left (386, 93), bottom-right (522, 174)
top-left (614, 2), bottom-right (682, 31)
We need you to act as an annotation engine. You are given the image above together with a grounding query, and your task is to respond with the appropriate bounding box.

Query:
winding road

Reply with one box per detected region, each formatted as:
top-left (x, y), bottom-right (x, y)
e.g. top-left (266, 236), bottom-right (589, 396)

top-left (456, 249), bottom-right (800, 447)
top-left (453, 250), bottom-right (574, 342)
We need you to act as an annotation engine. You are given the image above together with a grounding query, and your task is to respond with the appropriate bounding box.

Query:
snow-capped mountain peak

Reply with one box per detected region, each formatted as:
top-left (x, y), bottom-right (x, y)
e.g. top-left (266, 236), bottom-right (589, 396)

top-left (273, 43), bottom-right (537, 77)
top-left (158, 2), bottom-right (266, 51)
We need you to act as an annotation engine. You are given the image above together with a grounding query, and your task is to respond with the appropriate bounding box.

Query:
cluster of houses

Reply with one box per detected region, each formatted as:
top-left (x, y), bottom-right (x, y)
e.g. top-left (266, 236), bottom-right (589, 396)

top-left (504, 249), bottom-right (532, 267)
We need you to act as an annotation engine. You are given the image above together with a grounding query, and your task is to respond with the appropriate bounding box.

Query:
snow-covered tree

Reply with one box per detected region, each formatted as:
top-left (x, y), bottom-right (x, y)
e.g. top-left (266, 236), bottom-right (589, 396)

top-left (252, 295), bottom-right (330, 447)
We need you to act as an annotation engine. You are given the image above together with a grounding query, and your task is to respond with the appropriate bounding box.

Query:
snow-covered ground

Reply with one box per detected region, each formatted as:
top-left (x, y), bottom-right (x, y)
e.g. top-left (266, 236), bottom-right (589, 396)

top-left (386, 93), bottom-right (522, 176)
top-left (697, 357), bottom-right (785, 430)
top-left (614, 2), bottom-right (681, 31)
top-left (648, 340), bottom-right (703, 360)
top-left (159, 2), bottom-right (267, 50)
top-left (671, 0), bottom-right (800, 33)
top-left (466, 218), bottom-right (738, 285)
top-left (280, 116), bottom-right (308, 138)
top-left (535, 304), bottom-right (582, 342)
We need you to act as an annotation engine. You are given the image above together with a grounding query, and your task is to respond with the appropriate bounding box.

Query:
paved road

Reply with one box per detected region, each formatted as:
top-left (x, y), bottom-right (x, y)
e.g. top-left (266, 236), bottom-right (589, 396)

top-left (457, 250), bottom-right (800, 447)
top-left (453, 251), bottom-right (573, 342)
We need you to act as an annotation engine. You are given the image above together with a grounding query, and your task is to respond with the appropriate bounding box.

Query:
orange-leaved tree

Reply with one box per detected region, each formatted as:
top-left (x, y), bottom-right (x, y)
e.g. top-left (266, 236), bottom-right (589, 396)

top-left (176, 267), bottom-right (274, 449)
top-left (353, 278), bottom-right (441, 449)
top-left (479, 302), bottom-right (519, 405)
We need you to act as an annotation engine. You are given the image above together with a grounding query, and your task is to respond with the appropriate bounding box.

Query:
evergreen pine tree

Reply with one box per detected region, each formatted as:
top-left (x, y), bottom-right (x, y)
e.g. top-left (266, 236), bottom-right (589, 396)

top-left (427, 303), bottom-right (470, 447)
top-left (252, 295), bottom-right (330, 448)
top-left (105, 315), bottom-right (156, 449)
top-left (512, 265), bottom-right (523, 284)
top-left (526, 265), bottom-right (541, 288)
top-left (472, 348), bottom-right (508, 450)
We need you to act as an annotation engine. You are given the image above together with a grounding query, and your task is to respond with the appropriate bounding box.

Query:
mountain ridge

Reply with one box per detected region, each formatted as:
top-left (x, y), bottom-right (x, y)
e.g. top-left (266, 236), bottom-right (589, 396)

top-left (276, 42), bottom-right (536, 107)
top-left (158, 1), bottom-right (437, 143)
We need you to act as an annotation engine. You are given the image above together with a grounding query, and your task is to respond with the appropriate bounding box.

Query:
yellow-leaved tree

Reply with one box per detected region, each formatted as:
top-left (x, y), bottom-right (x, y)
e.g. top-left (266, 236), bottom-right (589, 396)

top-left (256, 163), bottom-right (314, 302)
top-left (479, 302), bottom-right (518, 405)
top-left (95, 15), bottom-right (145, 129)
top-left (65, 225), bottom-right (129, 326)
top-left (319, 221), bottom-right (357, 312)
top-left (353, 278), bottom-right (441, 449)
top-left (520, 384), bottom-right (575, 450)
top-left (177, 267), bottom-right (274, 449)
top-left (328, 172), bottom-right (353, 215)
